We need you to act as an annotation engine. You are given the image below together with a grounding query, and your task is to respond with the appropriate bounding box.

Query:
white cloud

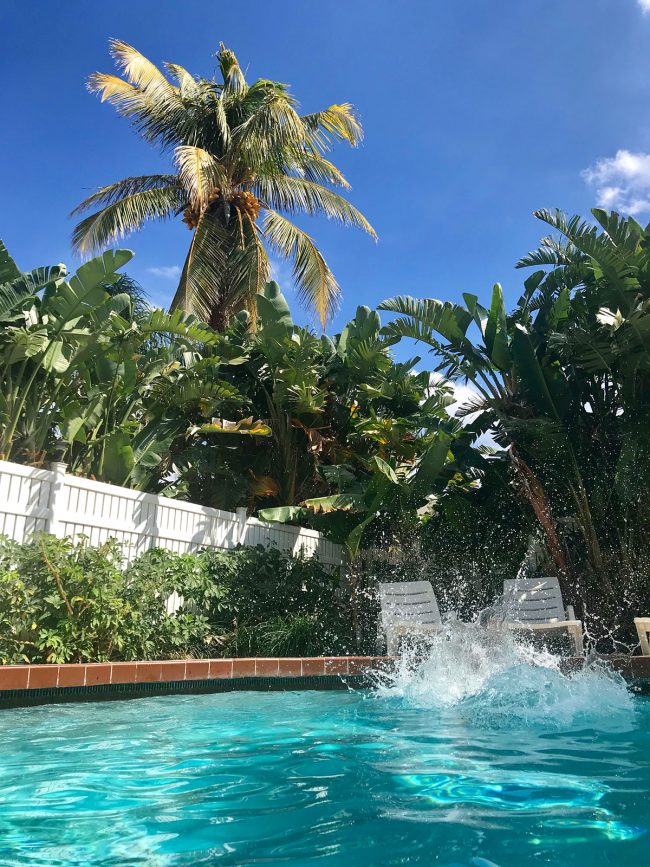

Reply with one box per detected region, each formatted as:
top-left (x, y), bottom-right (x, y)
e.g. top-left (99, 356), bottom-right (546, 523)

top-left (428, 372), bottom-right (501, 449)
top-left (638, 0), bottom-right (650, 12)
top-left (147, 265), bottom-right (181, 280)
top-left (581, 149), bottom-right (650, 216)
top-left (429, 372), bottom-right (483, 420)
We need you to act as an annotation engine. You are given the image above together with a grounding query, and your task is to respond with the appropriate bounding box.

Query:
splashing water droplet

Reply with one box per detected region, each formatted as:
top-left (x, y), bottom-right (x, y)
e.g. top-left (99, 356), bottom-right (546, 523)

top-left (373, 618), bottom-right (634, 729)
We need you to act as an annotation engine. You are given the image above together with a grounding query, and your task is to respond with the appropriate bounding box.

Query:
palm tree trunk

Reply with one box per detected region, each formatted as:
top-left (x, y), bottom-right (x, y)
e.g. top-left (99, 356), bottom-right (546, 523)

top-left (566, 481), bottom-right (616, 601)
top-left (509, 446), bottom-right (572, 602)
top-left (210, 306), bottom-right (228, 331)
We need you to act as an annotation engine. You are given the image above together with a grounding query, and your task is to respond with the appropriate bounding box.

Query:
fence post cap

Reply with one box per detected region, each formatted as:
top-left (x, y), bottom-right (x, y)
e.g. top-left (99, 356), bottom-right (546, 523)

top-left (48, 461), bottom-right (68, 473)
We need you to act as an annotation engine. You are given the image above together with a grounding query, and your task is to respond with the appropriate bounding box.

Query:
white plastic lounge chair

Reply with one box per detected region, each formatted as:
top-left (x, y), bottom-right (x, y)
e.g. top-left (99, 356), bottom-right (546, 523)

top-left (503, 577), bottom-right (584, 655)
top-left (634, 618), bottom-right (650, 655)
top-left (378, 580), bottom-right (442, 655)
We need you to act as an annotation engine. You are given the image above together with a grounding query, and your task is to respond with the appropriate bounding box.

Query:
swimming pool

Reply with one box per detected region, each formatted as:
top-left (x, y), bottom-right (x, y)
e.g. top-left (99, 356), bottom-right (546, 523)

top-left (0, 663), bottom-right (648, 866)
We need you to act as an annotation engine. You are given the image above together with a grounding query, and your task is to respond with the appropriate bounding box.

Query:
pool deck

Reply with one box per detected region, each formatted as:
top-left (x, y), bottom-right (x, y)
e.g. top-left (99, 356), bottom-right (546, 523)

top-left (0, 655), bottom-right (648, 707)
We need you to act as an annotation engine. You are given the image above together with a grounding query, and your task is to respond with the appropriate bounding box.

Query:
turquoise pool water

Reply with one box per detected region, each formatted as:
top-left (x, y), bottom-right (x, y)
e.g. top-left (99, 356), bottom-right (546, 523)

top-left (0, 671), bottom-right (648, 865)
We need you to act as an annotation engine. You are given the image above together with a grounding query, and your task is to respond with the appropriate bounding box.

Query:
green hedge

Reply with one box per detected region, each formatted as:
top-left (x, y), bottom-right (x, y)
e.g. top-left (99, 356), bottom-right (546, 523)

top-left (0, 535), bottom-right (351, 664)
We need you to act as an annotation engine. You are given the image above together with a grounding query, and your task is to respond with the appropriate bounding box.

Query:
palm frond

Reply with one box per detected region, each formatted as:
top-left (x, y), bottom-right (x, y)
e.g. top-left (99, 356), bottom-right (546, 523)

top-left (87, 73), bottom-right (182, 150)
top-left (212, 93), bottom-right (231, 152)
top-left (88, 69), bottom-right (220, 152)
top-left (379, 316), bottom-right (478, 379)
top-left (286, 149), bottom-right (350, 188)
top-left (527, 265), bottom-right (585, 310)
top-left (225, 212), bottom-right (270, 317)
top-left (516, 237), bottom-right (579, 269)
top-left (164, 63), bottom-right (199, 95)
top-left (88, 72), bottom-right (139, 104)
top-left (171, 212), bottom-right (229, 321)
top-left (380, 314), bottom-right (446, 348)
top-left (255, 177), bottom-right (376, 238)
top-left (109, 39), bottom-right (176, 97)
top-left (230, 84), bottom-right (306, 171)
top-left (591, 208), bottom-right (644, 253)
top-left (71, 175), bottom-right (180, 215)
top-left (71, 186), bottom-right (185, 254)
top-left (174, 146), bottom-right (229, 211)
top-left (379, 296), bottom-right (473, 342)
top-left (104, 274), bottom-right (150, 319)
top-left (171, 211), bottom-right (268, 325)
top-left (532, 209), bottom-right (630, 284)
top-left (262, 209), bottom-right (339, 325)
top-left (455, 393), bottom-right (489, 418)
top-left (138, 306), bottom-right (220, 345)
top-left (149, 377), bottom-right (242, 410)
top-left (217, 43), bottom-right (247, 94)
top-left (302, 104), bottom-right (363, 148)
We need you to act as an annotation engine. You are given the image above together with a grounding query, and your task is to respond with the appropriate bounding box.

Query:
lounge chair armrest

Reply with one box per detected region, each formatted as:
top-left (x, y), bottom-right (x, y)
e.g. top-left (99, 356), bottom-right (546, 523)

top-left (507, 619), bottom-right (584, 655)
top-left (566, 605), bottom-right (576, 620)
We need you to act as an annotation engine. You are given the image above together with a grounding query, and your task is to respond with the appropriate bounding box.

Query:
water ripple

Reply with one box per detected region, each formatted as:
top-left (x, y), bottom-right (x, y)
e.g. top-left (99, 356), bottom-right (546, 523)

top-left (0, 686), bottom-right (647, 866)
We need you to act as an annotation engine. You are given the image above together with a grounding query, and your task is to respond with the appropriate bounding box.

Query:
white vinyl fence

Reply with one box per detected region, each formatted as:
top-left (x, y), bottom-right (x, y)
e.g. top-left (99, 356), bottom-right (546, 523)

top-left (0, 460), bottom-right (342, 569)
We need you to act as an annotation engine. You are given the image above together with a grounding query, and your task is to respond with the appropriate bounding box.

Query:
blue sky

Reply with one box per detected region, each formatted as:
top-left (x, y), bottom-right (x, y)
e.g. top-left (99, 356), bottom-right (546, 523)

top-left (3, 0), bottom-right (650, 337)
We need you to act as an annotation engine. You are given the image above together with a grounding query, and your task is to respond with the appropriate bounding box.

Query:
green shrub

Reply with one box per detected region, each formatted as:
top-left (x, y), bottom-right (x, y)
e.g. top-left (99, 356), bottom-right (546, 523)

top-left (0, 535), bottom-right (212, 664)
top-left (202, 545), bottom-right (352, 656)
top-left (122, 548), bottom-right (225, 659)
top-left (0, 535), bottom-right (140, 664)
top-left (0, 536), bottom-right (351, 663)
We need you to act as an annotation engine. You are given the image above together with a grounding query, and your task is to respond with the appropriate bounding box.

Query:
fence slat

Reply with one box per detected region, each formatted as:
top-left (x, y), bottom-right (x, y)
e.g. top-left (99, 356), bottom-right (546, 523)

top-left (0, 459), bottom-right (342, 568)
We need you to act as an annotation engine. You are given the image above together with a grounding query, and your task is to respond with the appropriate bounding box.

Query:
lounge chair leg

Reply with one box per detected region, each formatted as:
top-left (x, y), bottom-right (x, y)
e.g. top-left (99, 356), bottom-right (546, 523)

top-left (569, 624), bottom-right (584, 655)
top-left (636, 621), bottom-right (650, 656)
top-left (387, 631), bottom-right (399, 656)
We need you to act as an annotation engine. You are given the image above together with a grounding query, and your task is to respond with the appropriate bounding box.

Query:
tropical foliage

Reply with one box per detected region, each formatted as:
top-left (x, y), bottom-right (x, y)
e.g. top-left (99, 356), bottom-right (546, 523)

top-left (0, 241), bottom-right (268, 477)
top-left (379, 207), bottom-right (650, 637)
top-left (72, 40), bottom-right (375, 328)
top-left (0, 536), bottom-right (346, 664)
top-left (3, 205), bottom-right (650, 646)
top-left (170, 281), bottom-right (486, 558)
top-left (1, 238), bottom-right (484, 561)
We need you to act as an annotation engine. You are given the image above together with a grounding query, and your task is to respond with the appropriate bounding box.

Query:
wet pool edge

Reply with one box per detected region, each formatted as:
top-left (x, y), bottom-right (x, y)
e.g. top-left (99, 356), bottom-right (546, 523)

top-left (0, 655), bottom-right (648, 708)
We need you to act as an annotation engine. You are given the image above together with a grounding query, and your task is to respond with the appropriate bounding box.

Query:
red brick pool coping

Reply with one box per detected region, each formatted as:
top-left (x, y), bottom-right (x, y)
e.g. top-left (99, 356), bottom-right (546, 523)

top-left (0, 654), bottom-right (649, 694)
top-left (0, 657), bottom-right (394, 691)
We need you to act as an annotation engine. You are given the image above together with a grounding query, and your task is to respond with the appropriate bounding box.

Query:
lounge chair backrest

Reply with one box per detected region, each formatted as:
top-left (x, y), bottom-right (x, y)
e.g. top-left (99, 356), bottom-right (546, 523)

top-left (503, 577), bottom-right (566, 624)
top-left (378, 581), bottom-right (441, 631)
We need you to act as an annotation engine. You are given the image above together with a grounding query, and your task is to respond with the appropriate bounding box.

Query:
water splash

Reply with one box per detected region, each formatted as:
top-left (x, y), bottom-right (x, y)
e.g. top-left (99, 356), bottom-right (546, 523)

top-left (374, 619), bottom-right (634, 729)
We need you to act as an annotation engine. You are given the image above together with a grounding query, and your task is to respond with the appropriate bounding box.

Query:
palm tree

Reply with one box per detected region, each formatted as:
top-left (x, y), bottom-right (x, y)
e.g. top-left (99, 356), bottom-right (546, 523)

top-left (72, 40), bottom-right (376, 329)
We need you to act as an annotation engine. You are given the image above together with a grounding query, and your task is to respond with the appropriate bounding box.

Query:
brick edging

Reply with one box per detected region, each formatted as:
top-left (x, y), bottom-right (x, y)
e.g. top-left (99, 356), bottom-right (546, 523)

top-left (0, 654), bottom-right (648, 699)
top-left (0, 657), bottom-right (395, 692)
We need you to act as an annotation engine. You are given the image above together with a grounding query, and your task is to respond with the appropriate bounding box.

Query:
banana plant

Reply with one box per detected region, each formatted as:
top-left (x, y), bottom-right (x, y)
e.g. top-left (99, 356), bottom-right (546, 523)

top-left (225, 281), bottom-right (330, 505)
top-left (0, 241), bottom-right (266, 486)
top-left (0, 240), bottom-right (67, 320)
top-left (378, 282), bottom-right (591, 591)
top-left (60, 307), bottom-right (257, 488)
top-left (254, 286), bottom-right (485, 557)
top-left (0, 245), bottom-right (134, 461)
top-left (259, 419), bottom-right (483, 559)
